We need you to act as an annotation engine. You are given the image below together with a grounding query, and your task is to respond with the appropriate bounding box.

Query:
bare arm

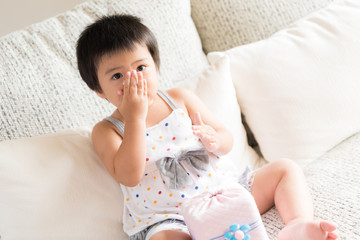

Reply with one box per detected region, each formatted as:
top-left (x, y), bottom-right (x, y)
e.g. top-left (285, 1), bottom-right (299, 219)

top-left (168, 88), bottom-right (233, 156)
top-left (92, 71), bottom-right (148, 187)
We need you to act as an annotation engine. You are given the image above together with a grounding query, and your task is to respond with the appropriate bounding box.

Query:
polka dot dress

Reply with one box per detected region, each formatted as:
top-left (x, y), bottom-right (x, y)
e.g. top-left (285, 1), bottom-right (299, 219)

top-left (104, 90), bottom-right (232, 236)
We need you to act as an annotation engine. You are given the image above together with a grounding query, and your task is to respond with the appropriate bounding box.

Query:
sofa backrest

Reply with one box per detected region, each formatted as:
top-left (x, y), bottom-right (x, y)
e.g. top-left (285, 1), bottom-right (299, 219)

top-left (0, 0), bottom-right (336, 142)
top-left (191, 0), bottom-right (334, 53)
top-left (0, 0), bottom-right (208, 141)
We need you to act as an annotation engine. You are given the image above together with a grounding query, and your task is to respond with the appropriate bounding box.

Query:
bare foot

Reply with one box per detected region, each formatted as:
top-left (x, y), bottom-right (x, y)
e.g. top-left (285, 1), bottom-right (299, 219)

top-left (278, 219), bottom-right (338, 240)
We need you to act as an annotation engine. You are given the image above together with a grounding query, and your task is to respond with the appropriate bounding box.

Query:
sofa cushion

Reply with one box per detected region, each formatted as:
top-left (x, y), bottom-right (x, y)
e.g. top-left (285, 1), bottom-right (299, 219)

top-left (303, 131), bottom-right (360, 239)
top-left (0, 129), bottom-right (127, 239)
top-left (190, 55), bottom-right (259, 172)
top-left (208, 0), bottom-right (360, 166)
top-left (0, 0), bottom-right (208, 141)
top-left (261, 132), bottom-right (360, 239)
top-left (191, 0), bottom-right (334, 53)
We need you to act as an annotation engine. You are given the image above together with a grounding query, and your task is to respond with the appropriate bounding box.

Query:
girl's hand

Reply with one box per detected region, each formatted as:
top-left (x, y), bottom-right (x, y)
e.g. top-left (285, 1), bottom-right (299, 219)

top-left (192, 112), bottom-right (219, 153)
top-left (117, 70), bottom-right (148, 123)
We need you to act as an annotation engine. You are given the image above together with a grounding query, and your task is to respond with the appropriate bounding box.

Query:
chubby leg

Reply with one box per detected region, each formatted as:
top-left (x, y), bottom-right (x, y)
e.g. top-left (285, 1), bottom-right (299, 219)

top-left (251, 159), bottom-right (313, 220)
top-left (149, 230), bottom-right (192, 240)
top-left (251, 159), bottom-right (338, 240)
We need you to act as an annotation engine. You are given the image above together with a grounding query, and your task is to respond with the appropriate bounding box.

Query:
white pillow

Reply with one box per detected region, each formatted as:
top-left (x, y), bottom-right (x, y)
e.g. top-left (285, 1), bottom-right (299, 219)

top-left (187, 55), bottom-right (260, 172)
top-left (208, 0), bottom-right (360, 166)
top-left (0, 129), bottom-right (127, 240)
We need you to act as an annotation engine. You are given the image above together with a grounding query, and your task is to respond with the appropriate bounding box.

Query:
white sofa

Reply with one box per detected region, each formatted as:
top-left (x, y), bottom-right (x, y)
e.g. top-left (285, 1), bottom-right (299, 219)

top-left (1, 0), bottom-right (360, 239)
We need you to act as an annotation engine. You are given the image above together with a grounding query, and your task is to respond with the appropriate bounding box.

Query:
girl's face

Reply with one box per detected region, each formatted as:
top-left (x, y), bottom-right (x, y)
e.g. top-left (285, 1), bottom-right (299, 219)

top-left (96, 43), bottom-right (159, 109)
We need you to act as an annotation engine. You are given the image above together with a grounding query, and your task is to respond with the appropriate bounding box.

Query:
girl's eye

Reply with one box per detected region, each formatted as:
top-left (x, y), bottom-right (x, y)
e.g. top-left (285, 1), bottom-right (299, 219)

top-left (137, 65), bottom-right (146, 72)
top-left (112, 73), bottom-right (123, 80)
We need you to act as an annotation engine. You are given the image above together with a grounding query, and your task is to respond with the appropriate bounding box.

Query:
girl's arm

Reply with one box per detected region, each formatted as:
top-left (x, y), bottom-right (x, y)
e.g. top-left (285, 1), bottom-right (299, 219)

top-left (167, 87), bottom-right (233, 156)
top-left (92, 71), bottom-right (148, 187)
top-left (92, 120), bottom-right (146, 187)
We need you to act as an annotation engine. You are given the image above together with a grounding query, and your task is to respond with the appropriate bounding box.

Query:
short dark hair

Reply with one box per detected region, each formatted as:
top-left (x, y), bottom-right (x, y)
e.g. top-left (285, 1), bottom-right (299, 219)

top-left (76, 14), bottom-right (160, 92)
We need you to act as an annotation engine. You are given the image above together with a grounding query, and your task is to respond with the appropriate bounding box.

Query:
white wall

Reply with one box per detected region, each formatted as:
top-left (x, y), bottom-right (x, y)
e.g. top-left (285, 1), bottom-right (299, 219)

top-left (0, 0), bottom-right (87, 37)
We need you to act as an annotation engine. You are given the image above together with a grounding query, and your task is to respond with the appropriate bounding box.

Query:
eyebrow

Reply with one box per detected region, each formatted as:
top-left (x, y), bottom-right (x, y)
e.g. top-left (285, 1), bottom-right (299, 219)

top-left (104, 58), bottom-right (149, 75)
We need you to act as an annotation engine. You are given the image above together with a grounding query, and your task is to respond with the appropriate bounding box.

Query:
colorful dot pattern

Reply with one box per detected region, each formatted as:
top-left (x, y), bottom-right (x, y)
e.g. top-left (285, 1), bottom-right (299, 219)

top-left (121, 108), bottom-right (219, 235)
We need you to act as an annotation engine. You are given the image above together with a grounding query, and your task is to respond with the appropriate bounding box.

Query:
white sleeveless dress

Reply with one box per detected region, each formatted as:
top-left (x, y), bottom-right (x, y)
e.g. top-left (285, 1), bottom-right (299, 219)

top-left (104, 90), bottom-right (247, 236)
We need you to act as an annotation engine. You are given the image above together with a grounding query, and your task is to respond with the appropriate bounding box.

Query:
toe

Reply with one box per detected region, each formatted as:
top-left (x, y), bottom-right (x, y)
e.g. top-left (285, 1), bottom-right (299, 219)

top-left (327, 231), bottom-right (339, 240)
top-left (320, 221), bottom-right (337, 232)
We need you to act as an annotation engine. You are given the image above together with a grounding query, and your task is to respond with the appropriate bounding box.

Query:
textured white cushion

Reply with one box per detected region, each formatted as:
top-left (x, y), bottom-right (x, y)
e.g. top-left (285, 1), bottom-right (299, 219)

top-left (208, 0), bottom-right (360, 166)
top-left (0, 129), bottom-right (127, 239)
top-left (260, 131), bottom-right (360, 239)
top-left (191, 0), bottom-right (334, 53)
top-left (0, 0), bottom-right (208, 141)
top-left (190, 55), bottom-right (259, 172)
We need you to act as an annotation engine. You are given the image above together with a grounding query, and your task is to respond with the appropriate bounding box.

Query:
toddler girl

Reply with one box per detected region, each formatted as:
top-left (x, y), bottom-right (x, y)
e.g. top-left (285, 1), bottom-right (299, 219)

top-left (76, 14), bottom-right (338, 240)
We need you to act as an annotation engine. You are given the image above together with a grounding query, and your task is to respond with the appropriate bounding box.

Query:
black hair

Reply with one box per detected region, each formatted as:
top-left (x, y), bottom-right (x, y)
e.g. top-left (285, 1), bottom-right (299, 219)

top-left (76, 14), bottom-right (160, 92)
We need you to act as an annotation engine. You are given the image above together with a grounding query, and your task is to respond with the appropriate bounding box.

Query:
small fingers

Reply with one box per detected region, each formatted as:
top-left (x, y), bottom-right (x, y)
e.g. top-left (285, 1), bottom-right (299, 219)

top-left (192, 125), bottom-right (216, 136)
top-left (209, 143), bottom-right (218, 150)
top-left (144, 78), bottom-right (148, 96)
top-left (192, 126), bottom-right (202, 131)
top-left (192, 128), bottom-right (203, 136)
top-left (123, 71), bottom-right (131, 95)
top-left (193, 130), bottom-right (215, 142)
top-left (202, 135), bottom-right (216, 143)
top-left (137, 71), bottom-right (144, 95)
top-left (130, 70), bottom-right (138, 94)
